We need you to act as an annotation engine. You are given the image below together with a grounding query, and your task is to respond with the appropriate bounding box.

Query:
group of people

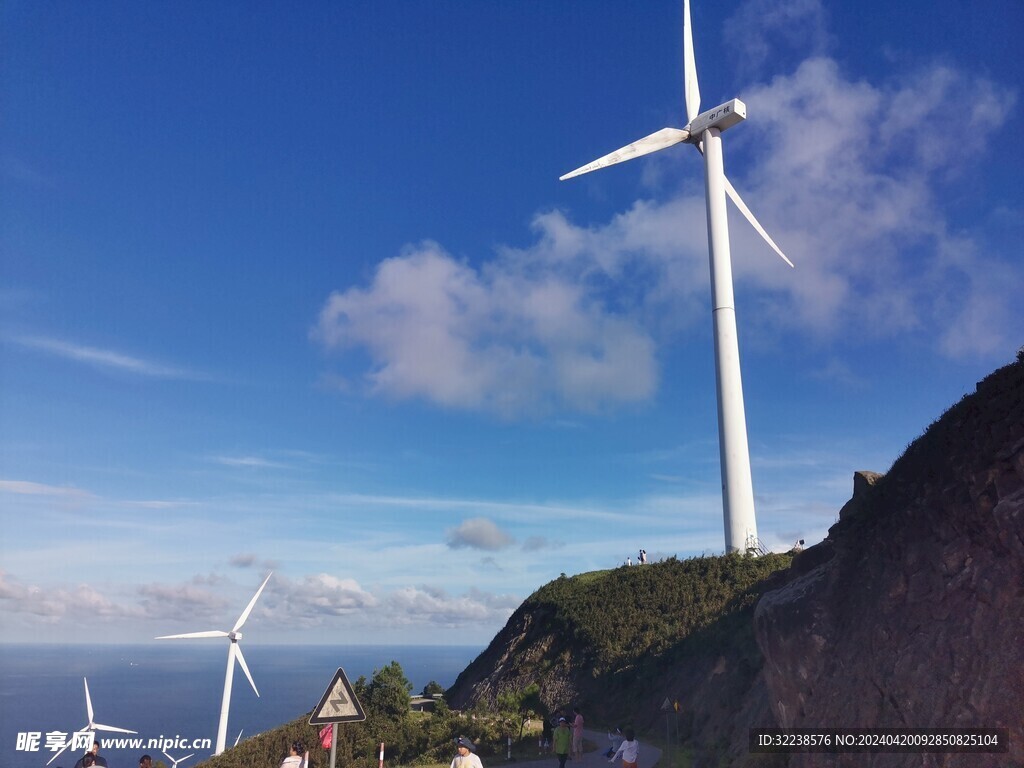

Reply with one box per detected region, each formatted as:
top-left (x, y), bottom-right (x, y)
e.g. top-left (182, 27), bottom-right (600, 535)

top-left (536, 706), bottom-right (638, 768)
top-left (625, 549), bottom-right (647, 566)
top-left (548, 706), bottom-right (585, 768)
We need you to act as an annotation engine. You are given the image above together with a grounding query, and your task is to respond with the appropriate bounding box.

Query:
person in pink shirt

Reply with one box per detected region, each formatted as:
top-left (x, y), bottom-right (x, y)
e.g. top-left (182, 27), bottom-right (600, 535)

top-left (572, 706), bottom-right (584, 761)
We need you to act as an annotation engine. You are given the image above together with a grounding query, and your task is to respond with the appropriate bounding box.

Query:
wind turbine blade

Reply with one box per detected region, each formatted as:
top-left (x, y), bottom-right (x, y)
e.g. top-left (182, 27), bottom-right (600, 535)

top-left (683, 0), bottom-right (701, 123)
top-left (163, 752), bottom-right (175, 763)
top-left (234, 644), bottom-right (260, 697)
top-left (559, 127), bottom-right (689, 181)
top-left (723, 177), bottom-right (795, 267)
top-left (182, 754), bottom-right (195, 762)
top-left (233, 572), bottom-right (272, 632)
top-left (47, 740), bottom-right (74, 766)
top-left (83, 678), bottom-right (95, 725)
top-left (235, 729), bottom-right (243, 746)
top-left (156, 630), bottom-right (229, 639)
top-left (93, 722), bottom-right (138, 735)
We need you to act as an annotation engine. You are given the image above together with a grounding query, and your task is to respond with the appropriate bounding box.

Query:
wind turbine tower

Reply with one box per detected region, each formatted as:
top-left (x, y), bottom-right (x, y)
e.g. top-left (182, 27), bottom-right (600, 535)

top-left (157, 572), bottom-right (272, 755)
top-left (560, 0), bottom-right (794, 553)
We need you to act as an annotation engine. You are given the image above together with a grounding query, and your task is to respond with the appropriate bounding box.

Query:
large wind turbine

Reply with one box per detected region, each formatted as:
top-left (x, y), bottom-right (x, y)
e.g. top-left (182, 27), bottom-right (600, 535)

top-left (47, 678), bottom-right (137, 765)
top-left (156, 572), bottom-right (272, 755)
top-left (560, 0), bottom-right (793, 554)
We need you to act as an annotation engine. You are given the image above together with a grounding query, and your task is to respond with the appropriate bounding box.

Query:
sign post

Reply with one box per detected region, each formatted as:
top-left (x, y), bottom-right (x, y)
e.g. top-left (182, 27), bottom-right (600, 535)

top-left (660, 698), bottom-right (673, 766)
top-left (310, 668), bottom-right (366, 768)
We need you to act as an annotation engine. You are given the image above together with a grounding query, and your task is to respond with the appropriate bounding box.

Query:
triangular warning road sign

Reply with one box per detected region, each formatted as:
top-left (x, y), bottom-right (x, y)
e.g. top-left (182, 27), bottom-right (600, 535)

top-left (310, 668), bottom-right (366, 725)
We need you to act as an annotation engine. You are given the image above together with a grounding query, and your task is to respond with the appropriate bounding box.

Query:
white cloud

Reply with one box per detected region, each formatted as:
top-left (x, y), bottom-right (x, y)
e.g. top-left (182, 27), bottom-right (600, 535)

top-left (314, 54), bottom-right (1017, 417)
top-left (271, 573), bottom-right (379, 626)
top-left (384, 585), bottom-right (519, 627)
top-left (313, 241), bottom-right (658, 417)
top-left (0, 571), bottom-right (144, 622)
top-left (12, 335), bottom-right (198, 378)
top-left (446, 517), bottom-right (515, 551)
top-left (724, 0), bottom-right (833, 78)
top-left (0, 567), bottom-right (525, 639)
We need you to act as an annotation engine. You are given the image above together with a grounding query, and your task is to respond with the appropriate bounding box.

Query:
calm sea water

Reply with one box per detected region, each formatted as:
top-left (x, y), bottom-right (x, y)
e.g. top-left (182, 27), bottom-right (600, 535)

top-left (0, 644), bottom-right (481, 768)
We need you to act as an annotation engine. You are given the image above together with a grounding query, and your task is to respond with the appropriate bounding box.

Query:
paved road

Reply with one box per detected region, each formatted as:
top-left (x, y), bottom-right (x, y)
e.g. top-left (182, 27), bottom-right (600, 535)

top-left (503, 730), bottom-right (661, 768)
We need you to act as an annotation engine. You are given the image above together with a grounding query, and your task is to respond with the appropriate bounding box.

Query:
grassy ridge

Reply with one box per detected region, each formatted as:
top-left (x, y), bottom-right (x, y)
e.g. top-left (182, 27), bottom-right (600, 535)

top-left (526, 553), bottom-right (794, 673)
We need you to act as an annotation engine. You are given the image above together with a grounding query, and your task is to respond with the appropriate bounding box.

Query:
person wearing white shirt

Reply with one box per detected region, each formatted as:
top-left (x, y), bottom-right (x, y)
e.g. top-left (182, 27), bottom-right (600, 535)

top-left (280, 741), bottom-right (307, 768)
top-left (451, 736), bottom-right (483, 768)
top-left (609, 728), bottom-right (639, 768)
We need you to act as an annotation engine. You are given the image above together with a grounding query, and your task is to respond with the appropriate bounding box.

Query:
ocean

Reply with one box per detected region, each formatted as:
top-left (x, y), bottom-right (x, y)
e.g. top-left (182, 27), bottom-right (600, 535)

top-left (0, 644), bottom-right (482, 768)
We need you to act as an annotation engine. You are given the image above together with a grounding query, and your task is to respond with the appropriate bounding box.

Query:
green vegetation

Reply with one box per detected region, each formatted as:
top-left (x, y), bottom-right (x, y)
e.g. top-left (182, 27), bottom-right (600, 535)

top-left (194, 662), bottom-right (517, 768)
top-left (526, 553), bottom-right (793, 672)
top-left (421, 681), bottom-right (445, 697)
top-left (197, 553), bottom-right (795, 768)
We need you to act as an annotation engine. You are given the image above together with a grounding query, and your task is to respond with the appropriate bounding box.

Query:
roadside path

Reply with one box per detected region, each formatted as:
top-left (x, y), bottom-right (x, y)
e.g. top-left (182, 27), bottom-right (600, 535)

top-left (500, 730), bottom-right (661, 768)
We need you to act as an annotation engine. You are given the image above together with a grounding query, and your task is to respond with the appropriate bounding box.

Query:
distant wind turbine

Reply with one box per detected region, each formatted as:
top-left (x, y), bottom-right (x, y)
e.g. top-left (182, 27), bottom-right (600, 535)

top-left (156, 573), bottom-right (272, 755)
top-left (560, 0), bottom-right (794, 554)
top-left (162, 751), bottom-right (195, 768)
top-left (47, 678), bottom-right (137, 765)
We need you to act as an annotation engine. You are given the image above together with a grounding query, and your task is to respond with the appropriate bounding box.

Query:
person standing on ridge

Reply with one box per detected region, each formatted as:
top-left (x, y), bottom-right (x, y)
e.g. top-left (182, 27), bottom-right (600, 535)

top-left (451, 736), bottom-right (483, 768)
top-left (571, 707), bottom-right (585, 761)
top-left (552, 716), bottom-right (572, 768)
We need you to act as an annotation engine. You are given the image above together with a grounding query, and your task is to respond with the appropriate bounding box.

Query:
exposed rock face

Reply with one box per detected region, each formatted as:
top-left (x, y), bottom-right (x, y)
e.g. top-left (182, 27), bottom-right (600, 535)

top-left (755, 359), bottom-right (1024, 767)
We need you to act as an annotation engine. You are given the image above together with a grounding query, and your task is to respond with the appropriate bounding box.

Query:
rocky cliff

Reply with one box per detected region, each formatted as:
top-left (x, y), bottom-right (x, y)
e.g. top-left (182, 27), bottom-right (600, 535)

top-left (755, 356), bottom-right (1024, 767)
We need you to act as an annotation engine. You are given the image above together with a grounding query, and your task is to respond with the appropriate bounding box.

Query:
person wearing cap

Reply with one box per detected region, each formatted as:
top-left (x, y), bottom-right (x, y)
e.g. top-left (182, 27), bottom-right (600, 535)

top-left (451, 736), bottom-right (483, 768)
top-left (552, 716), bottom-right (572, 768)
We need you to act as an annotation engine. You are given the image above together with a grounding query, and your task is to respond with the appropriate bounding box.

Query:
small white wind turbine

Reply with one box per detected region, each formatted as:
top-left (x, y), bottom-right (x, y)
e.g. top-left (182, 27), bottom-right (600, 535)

top-left (560, 0), bottom-right (794, 554)
top-left (162, 751), bottom-right (195, 768)
top-left (46, 678), bottom-right (137, 765)
top-left (156, 572), bottom-right (272, 755)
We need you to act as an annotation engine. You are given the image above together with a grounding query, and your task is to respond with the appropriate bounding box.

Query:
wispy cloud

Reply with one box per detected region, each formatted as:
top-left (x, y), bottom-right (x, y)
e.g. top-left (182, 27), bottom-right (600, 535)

top-left (0, 479), bottom-right (92, 498)
top-left (210, 455), bottom-right (290, 469)
top-left (12, 335), bottom-right (199, 379)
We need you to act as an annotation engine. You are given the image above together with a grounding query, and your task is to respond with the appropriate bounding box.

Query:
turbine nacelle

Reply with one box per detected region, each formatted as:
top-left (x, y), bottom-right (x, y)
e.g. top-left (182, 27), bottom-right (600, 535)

top-left (684, 98), bottom-right (746, 141)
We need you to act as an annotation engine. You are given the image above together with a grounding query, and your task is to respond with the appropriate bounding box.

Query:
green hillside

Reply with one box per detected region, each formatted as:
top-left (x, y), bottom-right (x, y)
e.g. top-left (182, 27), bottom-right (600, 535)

top-left (194, 553), bottom-right (795, 768)
top-left (527, 553), bottom-right (794, 674)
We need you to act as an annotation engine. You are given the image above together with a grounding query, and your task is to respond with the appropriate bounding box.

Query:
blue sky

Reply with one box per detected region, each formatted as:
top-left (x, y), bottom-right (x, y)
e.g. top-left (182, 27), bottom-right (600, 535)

top-left (2, 0), bottom-right (1021, 646)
